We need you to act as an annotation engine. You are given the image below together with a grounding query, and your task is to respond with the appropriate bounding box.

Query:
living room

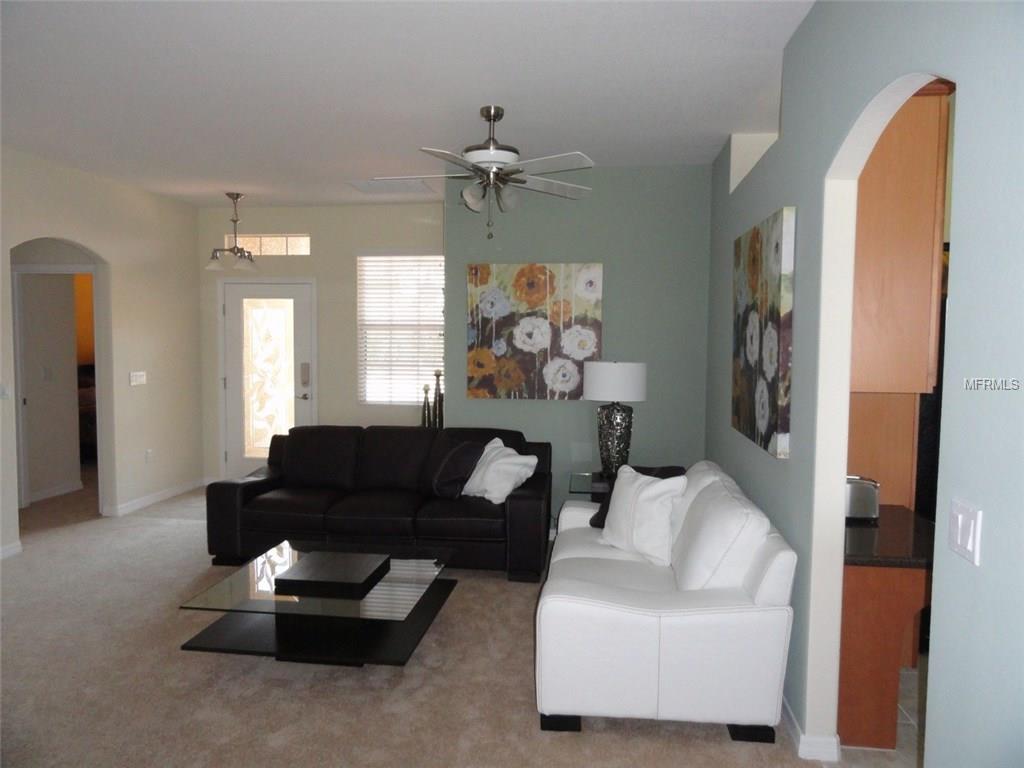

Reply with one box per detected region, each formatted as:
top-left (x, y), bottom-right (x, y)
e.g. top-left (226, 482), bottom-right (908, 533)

top-left (1, 3), bottom-right (1021, 767)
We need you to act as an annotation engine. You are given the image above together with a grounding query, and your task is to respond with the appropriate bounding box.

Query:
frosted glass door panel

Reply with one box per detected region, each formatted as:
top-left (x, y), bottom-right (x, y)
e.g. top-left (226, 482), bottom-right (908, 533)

top-left (242, 298), bottom-right (295, 458)
top-left (224, 283), bottom-right (314, 478)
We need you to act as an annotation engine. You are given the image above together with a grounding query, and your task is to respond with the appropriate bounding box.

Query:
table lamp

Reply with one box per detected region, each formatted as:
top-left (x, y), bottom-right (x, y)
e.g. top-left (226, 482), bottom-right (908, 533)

top-left (583, 361), bottom-right (647, 478)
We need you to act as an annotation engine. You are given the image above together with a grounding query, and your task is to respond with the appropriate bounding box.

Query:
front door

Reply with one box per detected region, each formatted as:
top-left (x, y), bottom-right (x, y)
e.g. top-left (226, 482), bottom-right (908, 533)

top-left (223, 282), bottom-right (315, 477)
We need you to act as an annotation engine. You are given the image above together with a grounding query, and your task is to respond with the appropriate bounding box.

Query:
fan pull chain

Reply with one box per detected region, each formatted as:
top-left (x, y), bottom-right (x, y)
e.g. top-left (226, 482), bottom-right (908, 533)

top-left (486, 193), bottom-right (494, 239)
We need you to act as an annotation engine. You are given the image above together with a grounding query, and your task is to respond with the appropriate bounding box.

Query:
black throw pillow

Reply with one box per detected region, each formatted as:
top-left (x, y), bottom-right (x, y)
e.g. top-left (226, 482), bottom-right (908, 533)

top-left (589, 465), bottom-right (687, 528)
top-left (432, 441), bottom-right (486, 499)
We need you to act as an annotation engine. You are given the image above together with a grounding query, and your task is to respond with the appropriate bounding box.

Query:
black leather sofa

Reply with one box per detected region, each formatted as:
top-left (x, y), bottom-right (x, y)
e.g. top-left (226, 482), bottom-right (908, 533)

top-left (206, 425), bottom-right (552, 581)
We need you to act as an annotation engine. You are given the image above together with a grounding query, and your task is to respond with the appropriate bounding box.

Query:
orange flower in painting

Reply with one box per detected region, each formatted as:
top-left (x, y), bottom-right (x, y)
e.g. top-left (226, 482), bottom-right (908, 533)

top-left (513, 263), bottom-right (556, 309)
top-left (467, 387), bottom-right (491, 399)
top-left (548, 299), bottom-right (573, 327)
top-left (467, 348), bottom-right (497, 379)
top-left (468, 263), bottom-right (491, 287)
top-left (494, 357), bottom-right (526, 392)
top-left (746, 227), bottom-right (763, 297)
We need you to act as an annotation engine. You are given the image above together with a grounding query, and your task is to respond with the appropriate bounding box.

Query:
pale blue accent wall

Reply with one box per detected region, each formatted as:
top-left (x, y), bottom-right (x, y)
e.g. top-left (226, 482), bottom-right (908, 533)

top-left (444, 167), bottom-right (711, 515)
top-left (706, 2), bottom-right (1023, 763)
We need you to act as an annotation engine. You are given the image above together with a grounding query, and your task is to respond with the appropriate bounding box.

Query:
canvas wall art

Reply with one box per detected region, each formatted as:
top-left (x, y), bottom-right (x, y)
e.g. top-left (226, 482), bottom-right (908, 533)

top-left (467, 262), bottom-right (602, 400)
top-left (732, 207), bottom-right (795, 458)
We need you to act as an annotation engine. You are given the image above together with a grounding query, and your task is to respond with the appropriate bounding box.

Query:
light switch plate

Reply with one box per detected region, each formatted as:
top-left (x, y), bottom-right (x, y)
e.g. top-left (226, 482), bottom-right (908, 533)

top-left (129, 371), bottom-right (147, 387)
top-left (949, 498), bottom-right (982, 566)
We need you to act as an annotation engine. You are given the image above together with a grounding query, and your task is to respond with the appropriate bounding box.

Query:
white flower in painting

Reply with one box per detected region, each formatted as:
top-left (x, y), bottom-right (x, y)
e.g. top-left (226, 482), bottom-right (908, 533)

top-left (560, 325), bottom-right (598, 361)
top-left (574, 264), bottom-right (603, 302)
top-left (762, 324), bottom-right (779, 382)
top-left (543, 357), bottom-right (581, 394)
top-left (478, 287), bottom-right (512, 320)
top-left (745, 309), bottom-right (760, 367)
top-left (512, 316), bottom-right (552, 354)
top-left (492, 339), bottom-right (507, 357)
top-left (755, 376), bottom-right (771, 436)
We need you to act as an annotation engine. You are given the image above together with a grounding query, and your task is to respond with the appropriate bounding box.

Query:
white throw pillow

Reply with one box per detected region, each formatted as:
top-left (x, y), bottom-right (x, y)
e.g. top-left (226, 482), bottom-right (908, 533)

top-left (601, 466), bottom-right (688, 566)
top-left (461, 438), bottom-right (538, 504)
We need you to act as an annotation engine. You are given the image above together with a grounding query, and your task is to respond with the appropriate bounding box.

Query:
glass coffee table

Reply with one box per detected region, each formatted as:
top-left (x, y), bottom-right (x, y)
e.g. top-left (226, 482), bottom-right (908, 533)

top-left (180, 540), bottom-right (456, 666)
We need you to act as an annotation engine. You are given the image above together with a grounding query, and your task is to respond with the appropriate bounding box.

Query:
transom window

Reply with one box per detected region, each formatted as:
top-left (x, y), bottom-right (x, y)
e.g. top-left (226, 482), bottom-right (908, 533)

top-left (357, 254), bottom-right (445, 405)
top-left (224, 234), bottom-right (311, 257)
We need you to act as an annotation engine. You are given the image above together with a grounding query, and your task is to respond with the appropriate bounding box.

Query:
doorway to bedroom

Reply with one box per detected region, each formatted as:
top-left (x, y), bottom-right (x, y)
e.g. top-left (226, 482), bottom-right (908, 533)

top-left (12, 247), bottom-right (105, 533)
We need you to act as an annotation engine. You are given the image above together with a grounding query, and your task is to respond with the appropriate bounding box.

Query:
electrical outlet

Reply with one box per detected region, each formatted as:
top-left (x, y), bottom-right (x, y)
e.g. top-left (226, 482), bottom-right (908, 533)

top-left (129, 371), bottom-right (147, 386)
top-left (948, 498), bottom-right (983, 566)
top-left (145, 448), bottom-right (153, 464)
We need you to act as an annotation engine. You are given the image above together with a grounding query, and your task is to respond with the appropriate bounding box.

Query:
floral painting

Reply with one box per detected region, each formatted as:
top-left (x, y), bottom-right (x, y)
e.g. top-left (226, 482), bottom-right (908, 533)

top-left (467, 263), bottom-right (602, 399)
top-left (732, 207), bottom-right (795, 458)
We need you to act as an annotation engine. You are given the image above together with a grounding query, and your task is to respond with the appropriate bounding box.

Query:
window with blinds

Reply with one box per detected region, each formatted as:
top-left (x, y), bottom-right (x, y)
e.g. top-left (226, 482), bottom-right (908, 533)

top-left (357, 254), bottom-right (445, 405)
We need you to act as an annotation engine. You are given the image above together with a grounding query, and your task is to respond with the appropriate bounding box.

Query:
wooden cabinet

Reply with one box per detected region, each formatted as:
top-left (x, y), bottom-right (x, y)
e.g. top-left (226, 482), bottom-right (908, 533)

top-left (850, 93), bottom-right (949, 393)
top-left (847, 392), bottom-right (919, 507)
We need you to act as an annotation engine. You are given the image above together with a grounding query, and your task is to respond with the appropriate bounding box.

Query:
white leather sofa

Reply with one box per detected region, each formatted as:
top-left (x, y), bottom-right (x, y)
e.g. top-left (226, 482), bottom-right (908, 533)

top-left (535, 461), bottom-right (797, 741)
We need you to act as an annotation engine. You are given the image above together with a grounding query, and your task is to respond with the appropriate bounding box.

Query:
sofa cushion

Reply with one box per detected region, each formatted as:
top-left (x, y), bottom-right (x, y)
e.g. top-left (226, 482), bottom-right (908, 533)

top-left (357, 426), bottom-right (438, 492)
top-left (672, 480), bottom-right (771, 590)
top-left (602, 466), bottom-right (687, 566)
top-left (548, 556), bottom-right (677, 594)
top-left (462, 438), bottom-right (538, 505)
top-left (325, 490), bottom-right (422, 538)
top-left (431, 441), bottom-right (486, 499)
top-left (551, 526), bottom-right (648, 564)
top-left (589, 465), bottom-right (687, 528)
top-left (422, 428), bottom-right (527, 492)
top-left (283, 426), bottom-right (362, 490)
top-left (241, 488), bottom-right (342, 532)
top-left (416, 496), bottom-right (506, 540)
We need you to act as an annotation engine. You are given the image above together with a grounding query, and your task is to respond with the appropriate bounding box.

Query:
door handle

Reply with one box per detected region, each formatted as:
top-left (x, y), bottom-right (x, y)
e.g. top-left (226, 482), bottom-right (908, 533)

top-left (296, 394), bottom-right (310, 400)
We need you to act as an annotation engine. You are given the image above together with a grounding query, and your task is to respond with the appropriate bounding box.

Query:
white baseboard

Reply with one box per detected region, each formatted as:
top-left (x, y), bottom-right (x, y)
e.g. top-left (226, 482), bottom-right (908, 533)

top-left (1, 541), bottom-right (23, 559)
top-left (27, 479), bottom-right (84, 504)
top-left (103, 478), bottom-right (205, 517)
top-left (782, 697), bottom-right (841, 762)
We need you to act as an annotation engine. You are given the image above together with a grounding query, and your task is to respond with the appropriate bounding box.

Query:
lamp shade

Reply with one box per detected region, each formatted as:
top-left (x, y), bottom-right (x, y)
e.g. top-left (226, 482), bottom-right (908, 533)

top-left (583, 361), bottom-right (647, 403)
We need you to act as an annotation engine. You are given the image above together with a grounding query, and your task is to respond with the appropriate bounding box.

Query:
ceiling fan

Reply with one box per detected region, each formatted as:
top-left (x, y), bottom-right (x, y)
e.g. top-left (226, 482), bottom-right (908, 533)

top-left (376, 105), bottom-right (593, 238)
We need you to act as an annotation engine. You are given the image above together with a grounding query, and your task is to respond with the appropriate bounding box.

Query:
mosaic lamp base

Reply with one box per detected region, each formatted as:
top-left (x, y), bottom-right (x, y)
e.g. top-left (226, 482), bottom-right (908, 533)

top-left (597, 401), bottom-right (633, 479)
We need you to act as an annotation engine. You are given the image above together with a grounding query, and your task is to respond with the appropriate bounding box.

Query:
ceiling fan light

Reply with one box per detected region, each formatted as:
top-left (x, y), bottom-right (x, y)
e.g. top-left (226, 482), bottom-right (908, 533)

top-left (205, 251), bottom-right (225, 271)
top-left (461, 183), bottom-right (486, 213)
top-left (496, 186), bottom-right (518, 212)
top-left (234, 253), bottom-right (256, 271)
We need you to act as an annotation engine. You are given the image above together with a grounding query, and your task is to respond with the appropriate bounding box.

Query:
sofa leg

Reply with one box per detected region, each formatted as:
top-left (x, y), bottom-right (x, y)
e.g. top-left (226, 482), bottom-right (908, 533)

top-left (212, 555), bottom-right (248, 566)
top-left (540, 714), bottom-right (581, 732)
top-left (507, 570), bottom-right (541, 583)
top-left (727, 724), bottom-right (775, 743)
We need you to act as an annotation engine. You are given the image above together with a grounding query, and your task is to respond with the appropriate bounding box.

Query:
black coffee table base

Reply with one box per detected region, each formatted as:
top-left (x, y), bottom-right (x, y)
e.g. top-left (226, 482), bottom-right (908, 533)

top-left (182, 578), bottom-right (456, 666)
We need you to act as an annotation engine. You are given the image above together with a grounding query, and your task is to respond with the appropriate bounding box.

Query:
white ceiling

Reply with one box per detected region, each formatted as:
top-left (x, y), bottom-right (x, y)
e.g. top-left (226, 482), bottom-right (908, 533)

top-left (1, 1), bottom-right (813, 206)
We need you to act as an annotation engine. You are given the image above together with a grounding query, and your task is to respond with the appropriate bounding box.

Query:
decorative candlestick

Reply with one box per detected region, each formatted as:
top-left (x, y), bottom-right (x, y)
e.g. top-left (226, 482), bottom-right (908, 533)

top-left (433, 370), bottom-right (443, 428)
top-left (421, 384), bottom-right (431, 427)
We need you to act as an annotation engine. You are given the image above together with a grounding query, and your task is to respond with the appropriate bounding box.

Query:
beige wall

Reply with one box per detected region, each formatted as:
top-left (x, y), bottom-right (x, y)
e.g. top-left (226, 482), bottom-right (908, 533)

top-left (17, 274), bottom-right (81, 500)
top-left (197, 203), bottom-right (444, 480)
top-left (1, 147), bottom-right (201, 552)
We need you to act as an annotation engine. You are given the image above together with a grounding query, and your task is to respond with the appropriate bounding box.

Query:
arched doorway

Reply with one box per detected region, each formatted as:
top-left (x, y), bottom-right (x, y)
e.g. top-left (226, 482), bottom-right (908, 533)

top-left (11, 237), bottom-right (115, 531)
top-left (816, 72), bottom-right (953, 760)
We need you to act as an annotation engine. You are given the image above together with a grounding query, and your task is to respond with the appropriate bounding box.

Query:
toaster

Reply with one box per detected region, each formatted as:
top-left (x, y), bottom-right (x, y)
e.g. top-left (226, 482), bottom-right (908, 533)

top-left (846, 475), bottom-right (880, 519)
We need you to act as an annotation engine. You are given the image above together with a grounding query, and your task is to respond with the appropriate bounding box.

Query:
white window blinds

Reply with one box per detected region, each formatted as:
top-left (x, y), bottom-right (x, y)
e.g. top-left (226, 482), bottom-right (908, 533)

top-left (357, 254), bottom-right (445, 405)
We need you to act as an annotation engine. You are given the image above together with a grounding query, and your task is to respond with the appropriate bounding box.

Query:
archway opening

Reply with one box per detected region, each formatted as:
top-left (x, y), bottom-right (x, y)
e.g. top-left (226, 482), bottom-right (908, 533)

top-left (816, 72), bottom-right (955, 762)
top-left (11, 237), bottom-right (115, 533)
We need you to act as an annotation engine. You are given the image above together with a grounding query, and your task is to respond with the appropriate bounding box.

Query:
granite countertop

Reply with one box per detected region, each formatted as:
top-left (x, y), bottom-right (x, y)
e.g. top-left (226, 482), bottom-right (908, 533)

top-left (845, 504), bottom-right (935, 569)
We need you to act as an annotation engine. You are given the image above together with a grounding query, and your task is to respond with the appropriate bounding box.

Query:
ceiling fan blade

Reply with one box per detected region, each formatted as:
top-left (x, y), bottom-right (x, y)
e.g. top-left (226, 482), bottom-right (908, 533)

top-left (461, 182), bottom-right (487, 213)
top-left (420, 148), bottom-right (485, 175)
top-left (501, 152), bottom-right (594, 177)
top-left (495, 186), bottom-right (518, 212)
top-left (510, 175), bottom-right (592, 200)
top-left (373, 173), bottom-right (474, 180)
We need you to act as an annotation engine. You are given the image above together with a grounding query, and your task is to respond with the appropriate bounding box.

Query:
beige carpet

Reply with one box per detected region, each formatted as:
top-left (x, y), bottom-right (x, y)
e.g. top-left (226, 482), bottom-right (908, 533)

top-left (2, 481), bottom-right (816, 768)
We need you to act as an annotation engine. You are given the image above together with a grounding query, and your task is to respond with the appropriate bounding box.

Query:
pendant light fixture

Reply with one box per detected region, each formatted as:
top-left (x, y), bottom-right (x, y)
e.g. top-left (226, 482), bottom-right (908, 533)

top-left (206, 192), bottom-right (256, 271)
